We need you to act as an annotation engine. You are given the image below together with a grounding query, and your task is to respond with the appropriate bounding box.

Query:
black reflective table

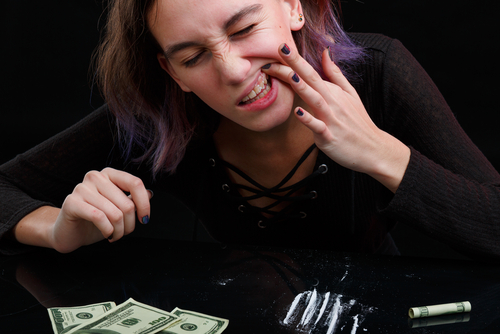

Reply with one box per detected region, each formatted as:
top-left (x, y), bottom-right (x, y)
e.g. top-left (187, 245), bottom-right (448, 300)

top-left (1, 237), bottom-right (499, 333)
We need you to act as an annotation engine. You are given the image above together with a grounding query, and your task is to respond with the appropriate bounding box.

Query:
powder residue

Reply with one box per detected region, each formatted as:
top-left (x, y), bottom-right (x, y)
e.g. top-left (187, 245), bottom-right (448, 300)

top-left (351, 314), bottom-right (360, 334)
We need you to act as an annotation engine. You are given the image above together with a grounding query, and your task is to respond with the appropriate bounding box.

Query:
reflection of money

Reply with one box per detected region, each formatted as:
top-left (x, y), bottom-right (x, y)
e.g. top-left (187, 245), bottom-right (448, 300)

top-left (161, 307), bottom-right (229, 334)
top-left (65, 298), bottom-right (180, 334)
top-left (409, 313), bottom-right (470, 328)
top-left (409, 301), bottom-right (471, 319)
top-left (48, 302), bottom-right (116, 334)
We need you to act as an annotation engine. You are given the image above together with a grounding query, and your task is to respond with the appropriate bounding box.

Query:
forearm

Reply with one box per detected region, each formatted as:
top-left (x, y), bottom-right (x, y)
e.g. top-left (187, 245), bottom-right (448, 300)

top-left (11, 206), bottom-right (60, 249)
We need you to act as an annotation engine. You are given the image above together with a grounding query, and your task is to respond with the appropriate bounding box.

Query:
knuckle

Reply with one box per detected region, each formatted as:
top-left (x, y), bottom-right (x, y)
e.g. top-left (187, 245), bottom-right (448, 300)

top-left (101, 167), bottom-right (116, 174)
top-left (129, 177), bottom-right (144, 189)
top-left (313, 98), bottom-right (326, 110)
top-left (84, 170), bottom-right (102, 183)
top-left (107, 209), bottom-right (124, 224)
top-left (122, 201), bottom-right (136, 215)
top-left (90, 209), bottom-right (107, 223)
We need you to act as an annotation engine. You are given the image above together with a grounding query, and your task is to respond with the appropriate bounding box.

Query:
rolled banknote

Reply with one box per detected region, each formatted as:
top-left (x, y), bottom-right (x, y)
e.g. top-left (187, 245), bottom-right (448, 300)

top-left (409, 301), bottom-right (471, 319)
top-left (161, 307), bottom-right (229, 334)
top-left (65, 298), bottom-right (181, 334)
top-left (48, 302), bottom-right (116, 334)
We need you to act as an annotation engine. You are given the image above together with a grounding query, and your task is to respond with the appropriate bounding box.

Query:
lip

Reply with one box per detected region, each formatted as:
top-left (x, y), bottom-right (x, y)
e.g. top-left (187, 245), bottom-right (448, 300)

top-left (237, 76), bottom-right (278, 112)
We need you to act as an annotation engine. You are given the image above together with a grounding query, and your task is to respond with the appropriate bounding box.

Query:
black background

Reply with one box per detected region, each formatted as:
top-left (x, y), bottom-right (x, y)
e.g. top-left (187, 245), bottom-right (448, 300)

top-left (1, 1), bottom-right (499, 259)
top-left (1, 1), bottom-right (499, 166)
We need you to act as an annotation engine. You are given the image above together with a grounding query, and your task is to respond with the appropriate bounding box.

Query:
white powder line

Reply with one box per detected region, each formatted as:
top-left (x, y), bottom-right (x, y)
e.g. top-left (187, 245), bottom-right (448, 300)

top-left (326, 295), bottom-right (343, 334)
top-left (300, 288), bottom-right (318, 326)
top-left (283, 292), bottom-right (304, 325)
top-left (340, 270), bottom-right (348, 281)
top-left (315, 291), bottom-right (331, 325)
top-left (350, 314), bottom-right (360, 334)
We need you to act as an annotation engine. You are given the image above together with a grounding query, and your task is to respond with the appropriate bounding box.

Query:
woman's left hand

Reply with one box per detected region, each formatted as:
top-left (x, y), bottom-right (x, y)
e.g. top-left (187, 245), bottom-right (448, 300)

top-left (262, 44), bottom-right (410, 193)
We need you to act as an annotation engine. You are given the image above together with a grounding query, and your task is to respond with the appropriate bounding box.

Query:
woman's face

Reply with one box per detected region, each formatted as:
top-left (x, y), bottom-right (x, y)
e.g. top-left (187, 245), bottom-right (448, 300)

top-left (148, 0), bottom-right (304, 133)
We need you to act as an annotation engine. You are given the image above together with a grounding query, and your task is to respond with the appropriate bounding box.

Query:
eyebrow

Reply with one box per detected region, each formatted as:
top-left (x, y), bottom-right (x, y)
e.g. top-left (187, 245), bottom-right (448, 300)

top-left (163, 4), bottom-right (263, 59)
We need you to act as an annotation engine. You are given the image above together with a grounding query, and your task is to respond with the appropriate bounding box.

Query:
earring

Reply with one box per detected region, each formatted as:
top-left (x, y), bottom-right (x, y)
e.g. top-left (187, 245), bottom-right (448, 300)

top-left (299, 14), bottom-right (304, 22)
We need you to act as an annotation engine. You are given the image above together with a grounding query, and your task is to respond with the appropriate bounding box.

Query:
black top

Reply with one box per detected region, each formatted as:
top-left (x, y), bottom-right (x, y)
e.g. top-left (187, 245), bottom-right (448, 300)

top-left (1, 33), bottom-right (499, 258)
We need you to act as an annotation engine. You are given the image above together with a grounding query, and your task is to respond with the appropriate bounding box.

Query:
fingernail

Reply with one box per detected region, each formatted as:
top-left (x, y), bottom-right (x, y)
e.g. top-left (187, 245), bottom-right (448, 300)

top-left (147, 189), bottom-right (154, 199)
top-left (327, 46), bottom-right (333, 61)
top-left (296, 108), bottom-right (304, 116)
top-left (261, 63), bottom-right (271, 69)
top-left (108, 234), bottom-right (113, 240)
top-left (292, 72), bottom-right (300, 83)
top-left (142, 215), bottom-right (150, 224)
top-left (281, 43), bottom-right (291, 55)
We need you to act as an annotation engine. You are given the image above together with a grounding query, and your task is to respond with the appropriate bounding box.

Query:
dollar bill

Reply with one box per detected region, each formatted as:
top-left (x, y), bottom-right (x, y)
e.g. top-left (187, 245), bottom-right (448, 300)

top-left (161, 308), bottom-right (228, 334)
top-left (48, 302), bottom-right (116, 334)
top-left (65, 298), bottom-right (181, 334)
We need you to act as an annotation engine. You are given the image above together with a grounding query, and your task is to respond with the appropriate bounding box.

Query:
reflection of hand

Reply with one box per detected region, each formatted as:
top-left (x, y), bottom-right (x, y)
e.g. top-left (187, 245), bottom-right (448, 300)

top-left (263, 45), bottom-right (410, 193)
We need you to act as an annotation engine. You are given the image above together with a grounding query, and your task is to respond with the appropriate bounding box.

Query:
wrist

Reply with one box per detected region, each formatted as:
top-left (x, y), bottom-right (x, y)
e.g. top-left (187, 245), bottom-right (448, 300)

top-left (13, 206), bottom-right (60, 249)
top-left (367, 133), bottom-right (411, 193)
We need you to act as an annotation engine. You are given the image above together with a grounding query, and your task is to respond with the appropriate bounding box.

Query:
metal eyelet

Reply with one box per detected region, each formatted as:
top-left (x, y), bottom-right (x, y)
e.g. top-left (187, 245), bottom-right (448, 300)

top-left (258, 220), bottom-right (267, 228)
top-left (310, 190), bottom-right (318, 200)
top-left (238, 205), bottom-right (246, 213)
top-left (222, 184), bottom-right (230, 192)
top-left (300, 211), bottom-right (307, 218)
top-left (209, 158), bottom-right (216, 167)
top-left (319, 164), bottom-right (328, 174)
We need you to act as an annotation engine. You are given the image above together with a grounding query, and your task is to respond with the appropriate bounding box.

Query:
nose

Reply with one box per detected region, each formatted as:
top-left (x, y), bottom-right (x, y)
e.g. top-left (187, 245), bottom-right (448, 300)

top-left (213, 48), bottom-right (250, 86)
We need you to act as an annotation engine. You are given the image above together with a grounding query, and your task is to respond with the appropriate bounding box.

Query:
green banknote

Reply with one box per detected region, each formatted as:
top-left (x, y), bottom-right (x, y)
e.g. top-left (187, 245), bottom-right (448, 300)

top-left (161, 308), bottom-right (229, 334)
top-left (48, 302), bottom-right (116, 334)
top-left (64, 298), bottom-right (181, 334)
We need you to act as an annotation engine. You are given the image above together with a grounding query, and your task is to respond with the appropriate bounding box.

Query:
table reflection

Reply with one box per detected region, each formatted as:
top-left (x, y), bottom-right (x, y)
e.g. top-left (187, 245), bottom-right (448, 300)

top-left (1, 237), bottom-right (500, 333)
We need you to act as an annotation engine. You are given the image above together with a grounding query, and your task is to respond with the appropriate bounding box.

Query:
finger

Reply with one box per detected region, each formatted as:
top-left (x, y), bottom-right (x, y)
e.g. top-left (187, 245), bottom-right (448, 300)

top-left (278, 43), bottom-right (332, 100)
top-left (73, 182), bottom-right (127, 241)
top-left (262, 62), bottom-right (333, 120)
top-left (261, 62), bottom-right (294, 83)
top-left (62, 193), bottom-right (114, 240)
top-left (100, 168), bottom-right (151, 226)
top-left (83, 170), bottom-right (135, 237)
top-left (294, 107), bottom-right (333, 144)
top-left (322, 48), bottom-right (357, 96)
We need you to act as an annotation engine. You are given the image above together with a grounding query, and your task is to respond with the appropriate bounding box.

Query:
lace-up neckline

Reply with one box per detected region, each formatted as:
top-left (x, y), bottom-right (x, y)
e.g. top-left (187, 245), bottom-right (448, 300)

top-left (211, 144), bottom-right (329, 227)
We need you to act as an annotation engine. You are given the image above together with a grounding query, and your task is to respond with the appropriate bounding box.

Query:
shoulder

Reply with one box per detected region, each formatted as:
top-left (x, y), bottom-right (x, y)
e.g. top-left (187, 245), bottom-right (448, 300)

top-left (347, 32), bottom-right (406, 56)
top-left (347, 32), bottom-right (424, 85)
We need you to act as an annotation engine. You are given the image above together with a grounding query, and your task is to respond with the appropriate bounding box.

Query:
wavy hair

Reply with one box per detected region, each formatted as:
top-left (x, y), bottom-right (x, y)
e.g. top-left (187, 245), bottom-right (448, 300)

top-left (94, 0), bottom-right (364, 176)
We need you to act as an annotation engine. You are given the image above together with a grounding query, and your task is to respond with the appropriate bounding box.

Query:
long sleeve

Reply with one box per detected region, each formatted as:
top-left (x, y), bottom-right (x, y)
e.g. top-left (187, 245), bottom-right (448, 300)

top-left (360, 35), bottom-right (500, 259)
top-left (0, 105), bottom-right (118, 252)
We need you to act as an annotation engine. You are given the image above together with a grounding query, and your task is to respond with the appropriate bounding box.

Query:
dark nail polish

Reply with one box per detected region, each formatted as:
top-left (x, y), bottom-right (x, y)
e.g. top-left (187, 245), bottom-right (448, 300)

top-left (147, 189), bottom-right (154, 199)
top-left (281, 44), bottom-right (291, 55)
top-left (261, 63), bottom-right (271, 69)
top-left (327, 46), bottom-right (333, 61)
top-left (296, 108), bottom-right (304, 116)
top-left (142, 215), bottom-right (149, 224)
top-left (292, 73), bottom-right (300, 83)
top-left (108, 234), bottom-right (113, 240)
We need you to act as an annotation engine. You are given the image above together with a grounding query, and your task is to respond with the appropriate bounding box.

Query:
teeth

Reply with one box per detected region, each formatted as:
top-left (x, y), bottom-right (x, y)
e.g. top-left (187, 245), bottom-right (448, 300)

top-left (241, 73), bottom-right (271, 104)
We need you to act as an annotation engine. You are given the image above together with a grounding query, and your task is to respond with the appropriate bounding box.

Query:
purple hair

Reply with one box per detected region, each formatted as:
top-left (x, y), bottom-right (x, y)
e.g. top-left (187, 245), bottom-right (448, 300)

top-left (95, 0), bottom-right (365, 176)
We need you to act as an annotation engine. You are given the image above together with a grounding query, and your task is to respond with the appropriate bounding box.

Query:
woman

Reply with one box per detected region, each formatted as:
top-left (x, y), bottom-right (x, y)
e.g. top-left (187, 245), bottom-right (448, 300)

top-left (1, 0), bottom-right (499, 258)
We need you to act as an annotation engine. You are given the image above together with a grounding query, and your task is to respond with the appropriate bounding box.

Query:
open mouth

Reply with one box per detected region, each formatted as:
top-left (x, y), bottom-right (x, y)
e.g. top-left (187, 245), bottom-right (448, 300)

top-left (239, 73), bottom-right (272, 105)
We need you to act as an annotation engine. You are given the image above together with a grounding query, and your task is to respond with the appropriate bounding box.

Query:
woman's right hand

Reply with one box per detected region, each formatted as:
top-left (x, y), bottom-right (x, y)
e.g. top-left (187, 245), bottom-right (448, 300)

top-left (49, 167), bottom-right (151, 253)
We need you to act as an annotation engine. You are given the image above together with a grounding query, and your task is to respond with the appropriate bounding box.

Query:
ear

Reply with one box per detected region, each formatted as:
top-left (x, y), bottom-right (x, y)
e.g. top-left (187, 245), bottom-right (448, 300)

top-left (282, 0), bottom-right (305, 31)
top-left (157, 53), bottom-right (192, 92)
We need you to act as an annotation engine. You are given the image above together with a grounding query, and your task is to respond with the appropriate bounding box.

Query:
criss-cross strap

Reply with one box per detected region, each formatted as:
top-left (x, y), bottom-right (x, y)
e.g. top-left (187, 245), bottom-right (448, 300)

top-left (217, 144), bottom-right (328, 223)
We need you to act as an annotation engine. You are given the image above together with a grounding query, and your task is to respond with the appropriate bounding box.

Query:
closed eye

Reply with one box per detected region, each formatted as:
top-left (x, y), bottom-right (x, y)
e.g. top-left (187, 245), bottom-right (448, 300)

top-left (182, 51), bottom-right (205, 68)
top-left (230, 24), bottom-right (255, 38)
top-left (181, 25), bottom-right (256, 68)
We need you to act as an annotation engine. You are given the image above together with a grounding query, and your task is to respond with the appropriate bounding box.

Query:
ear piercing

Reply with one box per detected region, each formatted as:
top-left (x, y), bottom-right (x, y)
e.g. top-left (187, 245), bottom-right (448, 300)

top-left (299, 14), bottom-right (304, 22)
